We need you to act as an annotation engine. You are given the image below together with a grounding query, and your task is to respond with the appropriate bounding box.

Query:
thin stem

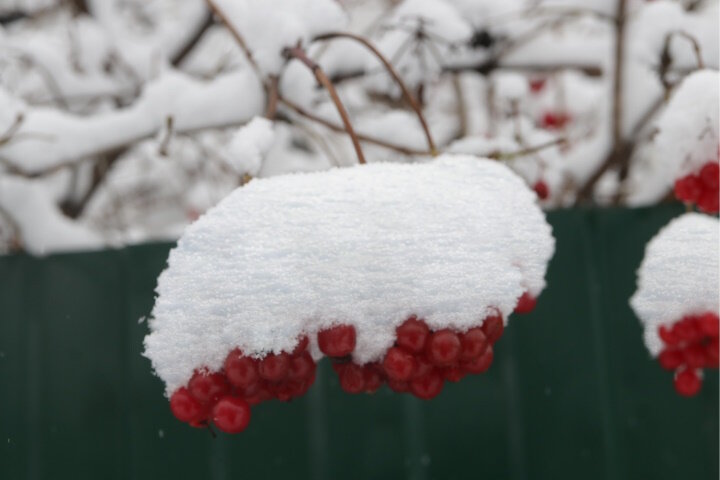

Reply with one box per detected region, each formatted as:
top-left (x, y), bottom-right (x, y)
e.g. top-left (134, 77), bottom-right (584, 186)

top-left (0, 114), bottom-right (24, 146)
top-left (265, 75), bottom-right (279, 120)
top-left (278, 95), bottom-right (432, 157)
top-left (283, 45), bottom-right (366, 164)
top-left (314, 32), bottom-right (437, 155)
top-left (488, 137), bottom-right (568, 161)
top-left (205, 0), bottom-right (263, 81)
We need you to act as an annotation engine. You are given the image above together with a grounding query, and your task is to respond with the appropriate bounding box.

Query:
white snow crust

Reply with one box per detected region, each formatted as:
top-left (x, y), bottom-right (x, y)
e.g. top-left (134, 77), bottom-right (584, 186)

top-left (144, 155), bottom-right (555, 394)
top-left (630, 213), bottom-right (720, 356)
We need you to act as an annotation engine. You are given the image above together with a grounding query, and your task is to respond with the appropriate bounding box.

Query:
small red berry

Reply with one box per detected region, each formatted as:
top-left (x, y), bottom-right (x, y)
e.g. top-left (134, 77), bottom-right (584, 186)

top-left (699, 162), bottom-right (719, 189)
top-left (212, 396), bottom-right (251, 433)
top-left (541, 112), bottom-right (570, 129)
top-left (673, 317), bottom-right (700, 343)
top-left (697, 188), bottom-right (719, 213)
top-left (395, 317), bottom-right (430, 353)
top-left (674, 175), bottom-right (703, 203)
top-left (292, 336), bottom-right (309, 356)
top-left (697, 312), bottom-right (719, 337)
top-left (533, 180), bottom-right (549, 200)
top-left (515, 292), bottom-right (537, 314)
top-left (426, 329), bottom-right (462, 366)
top-left (318, 324), bottom-right (356, 357)
top-left (383, 347), bottom-right (417, 381)
top-left (410, 370), bottom-right (444, 400)
top-left (658, 324), bottom-right (680, 346)
top-left (387, 379), bottom-right (409, 393)
top-left (188, 372), bottom-right (230, 405)
top-left (442, 366), bottom-right (465, 382)
top-left (258, 353), bottom-right (291, 382)
top-left (459, 327), bottom-right (488, 361)
top-left (339, 363), bottom-right (365, 394)
top-left (529, 78), bottom-right (546, 93)
top-left (288, 351), bottom-right (315, 382)
top-left (362, 364), bottom-right (383, 393)
top-left (705, 338), bottom-right (719, 368)
top-left (481, 315), bottom-right (504, 343)
top-left (461, 346), bottom-right (494, 374)
top-left (244, 384), bottom-right (272, 406)
top-left (683, 344), bottom-right (706, 369)
top-left (657, 349), bottom-right (683, 371)
top-left (224, 350), bottom-right (259, 388)
top-left (412, 356), bottom-right (433, 379)
top-left (673, 368), bottom-right (702, 397)
top-left (170, 387), bottom-right (206, 423)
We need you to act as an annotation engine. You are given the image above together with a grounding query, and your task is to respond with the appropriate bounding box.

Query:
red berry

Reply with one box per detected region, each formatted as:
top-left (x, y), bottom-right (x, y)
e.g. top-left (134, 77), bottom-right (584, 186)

top-left (683, 344), bottom-right (706, 369)
top-left (212, 396), bottom-right (251, 433)
top-left (697, 312), bottom-right (719, 337)
top-left (426, 329), bottom-right (461, 366)
top-left (705, 338), bottom-right (719, 368)
top-left (674, 175), bottom-right (703, 202)
top-left (318, 324), bottom-right (356, 357)
top-left (697, 188), bottom-right (719, 213)
top-left (529, 78), bottom-right (546, 93)
top-left (673, 368), bottom-right (702, 397)
top-left (383, 347), bottom-right (417, 381)
top-left (170, 387), bottom-right (206, 423)
top-left (673, 317), bottom-right (700, 343)
top-left (410, 370), bottom-right (444, 400)
top-left (412, 356), bottom-right (433, 379)
top-left (339, 363), bottom-right (365, 394)
top-left (657, 348), bottom-right (683, 371)
top-left (515, 292), bottom-right (537, 314)
top-left (244, 384), bottom-right (272, 406)
top-left (459, 327), bottom-right (488, 361)
top-left (699, 162), bottom-right (719, 189)
top-left (541, 112), bottom-right (570, 129)
top-left (395, 317), bottom-right (430, 353)
top-left (288, 351), bottom-right (315, 382)
top-left (442, 366), bottom-right (465, 382)
top-left (292, 336), bottom-right (309, 356)
top-left (258, 353), bottom-right (291, 382)
top-left (481, 315), bottom-right (504, 343)
top-left (461, 346), bottom-right (494, 374)
top-left (188, 371), bottom-right (230, 405)
top-left (658, 324), bottom-right (680, 346)
top-left (362, 364), bottom-right (383, 393)
top-left (533, 180), bottom-right (549, 200)
top-left (224, 350), bottom-right (259, 388)
top-left (387, 379), bottom-right (409, 393)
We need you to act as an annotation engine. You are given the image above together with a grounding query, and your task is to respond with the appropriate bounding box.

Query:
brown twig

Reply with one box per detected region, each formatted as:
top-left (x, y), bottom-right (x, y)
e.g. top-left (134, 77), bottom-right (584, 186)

top-left (314, 32), bottom-right (438, 156)
top-left (265, 75), bottom-right (279, 120)
top-left (278, 95), bottom-right (432, 157)
top-left (0, 114), bottom-right (24, 146)
top-left (283, 45), bottom-right (366, 164)
top-left (488, 137), bottom-right (568, 161)
top-left (171, 10), bottom-right (214, 66)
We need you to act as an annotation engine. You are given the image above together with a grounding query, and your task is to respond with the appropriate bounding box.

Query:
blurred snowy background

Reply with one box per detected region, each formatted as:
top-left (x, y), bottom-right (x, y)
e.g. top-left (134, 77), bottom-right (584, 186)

top-left (0, 0), bottom-right (717, 255)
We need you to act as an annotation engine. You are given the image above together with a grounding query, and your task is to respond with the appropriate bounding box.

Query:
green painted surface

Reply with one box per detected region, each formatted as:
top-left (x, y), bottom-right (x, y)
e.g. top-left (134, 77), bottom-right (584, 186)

top-left (0, 206), bottom-right (717, 480)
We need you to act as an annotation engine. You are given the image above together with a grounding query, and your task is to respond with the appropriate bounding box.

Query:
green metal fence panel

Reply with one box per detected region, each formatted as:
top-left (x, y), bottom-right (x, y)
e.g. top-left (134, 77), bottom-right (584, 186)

top-left (0, 206), bottom-right (717, 480)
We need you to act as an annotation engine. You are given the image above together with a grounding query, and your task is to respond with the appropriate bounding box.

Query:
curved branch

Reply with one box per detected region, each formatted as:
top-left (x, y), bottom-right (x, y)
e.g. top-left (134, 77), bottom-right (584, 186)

top-left (283, 45), bottom-right (366, 164)
top-left (314, 32), bottom-right (437, 156)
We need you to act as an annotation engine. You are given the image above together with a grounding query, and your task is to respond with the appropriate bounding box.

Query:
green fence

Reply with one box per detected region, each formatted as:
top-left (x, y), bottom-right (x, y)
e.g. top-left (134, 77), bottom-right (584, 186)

top-left (1, 205), bottom-right (717, 480)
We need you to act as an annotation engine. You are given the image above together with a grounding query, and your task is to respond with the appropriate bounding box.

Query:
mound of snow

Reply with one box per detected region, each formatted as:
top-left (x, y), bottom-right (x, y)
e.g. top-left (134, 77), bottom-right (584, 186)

top-left (630, 213), bottom-right (720, 356)
top-left (144, 155), bottom-right (555, 394)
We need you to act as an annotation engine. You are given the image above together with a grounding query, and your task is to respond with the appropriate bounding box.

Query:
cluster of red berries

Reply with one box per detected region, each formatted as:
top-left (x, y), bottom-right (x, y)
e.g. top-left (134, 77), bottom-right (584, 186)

top-left (169, 336), bottom-right (317, 434)
top-left (540, 111), bottom-right (571, 130)
top-left (657, 312), bottom-right (719, 397)
top-left (329, 316), bottom-right (501, 400)
top-left (168, 292), bottom-right (538, 433)
top-left (673, 161), bottom-right (719, 213)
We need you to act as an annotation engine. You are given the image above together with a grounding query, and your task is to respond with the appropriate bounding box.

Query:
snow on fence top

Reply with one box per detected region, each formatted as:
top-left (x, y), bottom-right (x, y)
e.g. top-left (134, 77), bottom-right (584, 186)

top-left (144, 155), bottom-right (555, 394)
top-left (630, 213), bottom-right (720, 357)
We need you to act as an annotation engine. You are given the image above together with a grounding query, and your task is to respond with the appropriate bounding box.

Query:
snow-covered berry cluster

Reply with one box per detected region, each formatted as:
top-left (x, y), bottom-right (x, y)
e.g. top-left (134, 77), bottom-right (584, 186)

top-left (656, 313), bottom-right (719, 397)
top-left (674, 161), bottom-right (719, 214)
top-left (145, 156), bottom-right (555, 432)
top-left (631, 213), bottom-right (719, 397)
